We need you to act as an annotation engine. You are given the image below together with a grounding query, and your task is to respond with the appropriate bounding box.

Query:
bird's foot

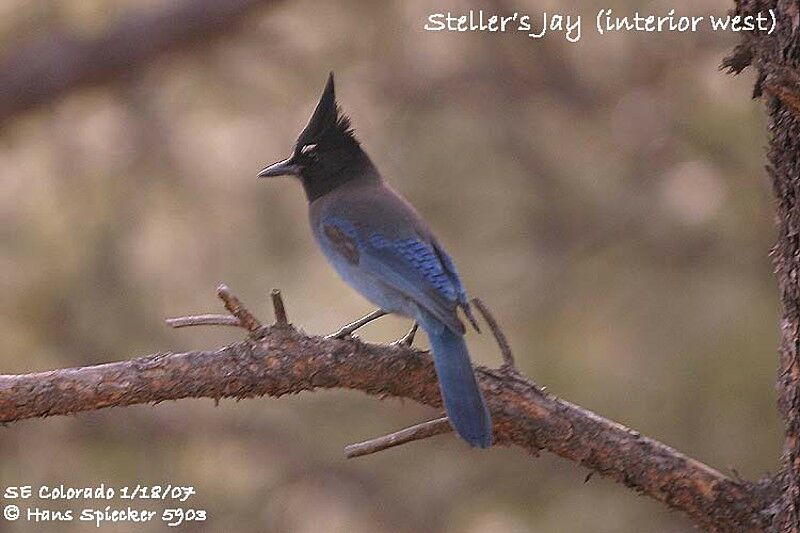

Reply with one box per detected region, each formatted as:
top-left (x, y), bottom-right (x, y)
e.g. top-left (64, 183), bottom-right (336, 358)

top-left (325, 309), bottom-right (387, 339)
top-left (391, 323), bottom-right (418, 348)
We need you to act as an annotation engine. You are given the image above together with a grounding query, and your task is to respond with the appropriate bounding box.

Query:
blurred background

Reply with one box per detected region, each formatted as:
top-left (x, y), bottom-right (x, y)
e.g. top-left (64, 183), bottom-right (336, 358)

top-left (0, 0), bottom-right (778, 531)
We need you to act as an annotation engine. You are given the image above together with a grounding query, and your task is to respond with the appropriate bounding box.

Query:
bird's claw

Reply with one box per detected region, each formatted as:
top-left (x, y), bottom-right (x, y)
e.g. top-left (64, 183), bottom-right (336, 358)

top-left (324, 329), bottom-right (359, 340)
top-left (391, 323), bottom-right (418, 348)
top-left (324, 309), bottom-right (387, 340)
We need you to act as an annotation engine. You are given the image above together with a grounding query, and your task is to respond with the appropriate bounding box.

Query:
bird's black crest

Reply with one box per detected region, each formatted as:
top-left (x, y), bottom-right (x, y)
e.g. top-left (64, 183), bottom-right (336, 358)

top-left (287, 73), bottom-right (373, 202)
top-left (296, 73), bottom-right (359, 150)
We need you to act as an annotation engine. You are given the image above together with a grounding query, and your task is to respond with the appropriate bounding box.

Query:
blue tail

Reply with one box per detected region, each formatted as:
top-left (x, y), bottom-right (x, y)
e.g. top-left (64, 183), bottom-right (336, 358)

top-left (420, 315), bottom-right (493, 448)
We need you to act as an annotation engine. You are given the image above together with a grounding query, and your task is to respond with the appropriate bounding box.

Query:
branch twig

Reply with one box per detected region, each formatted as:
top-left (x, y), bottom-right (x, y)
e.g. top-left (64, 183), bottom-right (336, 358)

top-left (471, 298), bottom-right (516, 370)
top-left (271, 289), bottom-right (289, 326)
top-left (344, 416), bottom-right (452, 458)
top-left (166, 288), bottom-right (284, 331)
top-left (216, 284), bottom-right (263, 336)
top-left (165, 314), bottom-right (241, 329)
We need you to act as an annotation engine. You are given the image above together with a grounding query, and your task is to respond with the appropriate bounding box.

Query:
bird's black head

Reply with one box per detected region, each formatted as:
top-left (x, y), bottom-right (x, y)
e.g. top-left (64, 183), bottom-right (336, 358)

top-left (258, 73), bottom-right (372, 202)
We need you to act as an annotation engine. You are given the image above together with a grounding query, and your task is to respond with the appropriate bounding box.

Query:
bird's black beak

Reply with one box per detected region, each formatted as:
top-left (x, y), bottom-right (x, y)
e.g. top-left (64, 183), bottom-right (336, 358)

top-left (257, 155), bottom-right (300, 178)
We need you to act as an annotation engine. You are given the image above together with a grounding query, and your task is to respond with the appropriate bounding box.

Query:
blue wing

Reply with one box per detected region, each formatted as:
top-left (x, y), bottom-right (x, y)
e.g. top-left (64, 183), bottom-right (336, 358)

top-left (319, 216), bottom-right (472, 334)
top-left (431, 239), bottom-right (480, 331)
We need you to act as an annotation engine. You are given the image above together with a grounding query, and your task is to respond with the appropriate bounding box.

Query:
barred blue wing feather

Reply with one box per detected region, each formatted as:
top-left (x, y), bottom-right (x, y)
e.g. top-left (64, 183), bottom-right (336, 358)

top-left (370, 235), bottom-right (458, 302)
top-left (431, 241), bottom-right (480, 331)
top-left (318, 216), bottom-right (466, 334)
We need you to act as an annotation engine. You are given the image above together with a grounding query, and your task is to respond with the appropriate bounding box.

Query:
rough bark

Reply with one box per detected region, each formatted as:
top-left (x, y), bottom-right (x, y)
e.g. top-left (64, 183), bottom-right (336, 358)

top-left (724, 1), bottom-right (800, 530)
top-left (0, 322), bottom-right (775, 531)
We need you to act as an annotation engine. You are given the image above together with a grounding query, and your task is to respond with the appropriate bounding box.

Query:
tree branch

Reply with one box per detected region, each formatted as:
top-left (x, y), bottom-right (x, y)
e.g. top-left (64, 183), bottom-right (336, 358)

top-left (344, 416), bottom-right (452, 458)
top-left (472, 297), bottom-right (516, 370)
top-left (0, 0), bottom-right (282, 125)
top-left (216, 283), bottom-right (264, 336)
top-left (724, 1), bottom-right (800, 530)
top-left (270, 289), bottom-right (289, 327)
top-left (165, 314), bottom-right (241, 329)
top-left (0, 287), bottom-right (773, 532)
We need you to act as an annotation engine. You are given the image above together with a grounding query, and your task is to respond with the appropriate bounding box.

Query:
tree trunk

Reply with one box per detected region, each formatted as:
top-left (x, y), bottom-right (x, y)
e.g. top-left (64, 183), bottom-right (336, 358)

top-left (725, 1), bottom-right (800, 530)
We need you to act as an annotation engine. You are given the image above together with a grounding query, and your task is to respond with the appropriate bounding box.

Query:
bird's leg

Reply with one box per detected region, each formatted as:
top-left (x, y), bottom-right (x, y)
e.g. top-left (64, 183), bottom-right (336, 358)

top-left (391, 322), bottom-right (419, 347)
top-left (325, 309), bottom-right (388, 339)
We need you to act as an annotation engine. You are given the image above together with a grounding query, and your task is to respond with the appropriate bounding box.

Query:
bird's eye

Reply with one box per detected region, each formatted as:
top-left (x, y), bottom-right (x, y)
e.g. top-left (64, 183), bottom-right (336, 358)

top-left (300, 143), bottom-right (318, 155)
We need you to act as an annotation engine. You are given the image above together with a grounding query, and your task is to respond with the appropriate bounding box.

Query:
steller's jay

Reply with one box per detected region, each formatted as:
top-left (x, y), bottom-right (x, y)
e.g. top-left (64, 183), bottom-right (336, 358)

top-left (257, 73), bottom-right (492, 448)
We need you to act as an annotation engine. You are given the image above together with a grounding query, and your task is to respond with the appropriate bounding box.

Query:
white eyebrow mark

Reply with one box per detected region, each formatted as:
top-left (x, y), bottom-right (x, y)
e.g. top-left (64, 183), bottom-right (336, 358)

top-left (300, 143), bottom-right (317, 154)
